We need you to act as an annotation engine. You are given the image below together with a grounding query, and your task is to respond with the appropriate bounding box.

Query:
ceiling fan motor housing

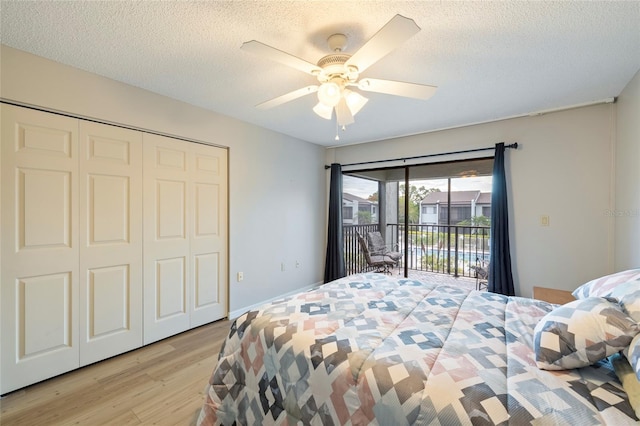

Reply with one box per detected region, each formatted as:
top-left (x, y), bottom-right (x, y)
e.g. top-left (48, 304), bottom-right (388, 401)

top-left (316, 53), bottom-right (358, 84)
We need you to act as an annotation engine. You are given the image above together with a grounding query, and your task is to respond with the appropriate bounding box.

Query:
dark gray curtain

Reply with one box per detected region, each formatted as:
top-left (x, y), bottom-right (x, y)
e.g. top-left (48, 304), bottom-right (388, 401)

top-left (488, 143), bottom-right (515, 295)
top-left (324, 163), bottom-right (346, 283)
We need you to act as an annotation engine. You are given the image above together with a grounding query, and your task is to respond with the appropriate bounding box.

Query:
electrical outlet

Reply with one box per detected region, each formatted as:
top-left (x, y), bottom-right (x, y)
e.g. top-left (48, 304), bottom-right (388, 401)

top-left (540, 215), bottom-right (549, 226)
top-left (237, 272), bottom-right (244, 282)
top-left (296, 260), bottom-right (300, 268)
top-left (281, 262), bottom-right (286, 272)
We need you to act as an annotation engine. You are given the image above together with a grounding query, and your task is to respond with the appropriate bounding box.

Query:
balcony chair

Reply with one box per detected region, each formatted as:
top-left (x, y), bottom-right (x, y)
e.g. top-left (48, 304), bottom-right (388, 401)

top-left (366, 231), bottom-right (403, 266)
top-left (470, 258), bottom-right (489, 291)
top-left (356, 232), bottom-right (397, 275)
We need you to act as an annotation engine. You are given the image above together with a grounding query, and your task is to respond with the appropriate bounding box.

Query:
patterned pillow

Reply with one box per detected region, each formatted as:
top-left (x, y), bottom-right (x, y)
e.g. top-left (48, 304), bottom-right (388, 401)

top-left (609, 281), bottom-right (640, 322)
top-left (572, 269), bottom-right (640, 299)
top-left (534, 297), bottom-right (640, 370)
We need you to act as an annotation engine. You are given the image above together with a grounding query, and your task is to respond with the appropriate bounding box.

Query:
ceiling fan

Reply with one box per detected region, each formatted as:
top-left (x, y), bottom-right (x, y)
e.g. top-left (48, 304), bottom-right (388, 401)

top-left (241, 14), bottom-right (437, 128)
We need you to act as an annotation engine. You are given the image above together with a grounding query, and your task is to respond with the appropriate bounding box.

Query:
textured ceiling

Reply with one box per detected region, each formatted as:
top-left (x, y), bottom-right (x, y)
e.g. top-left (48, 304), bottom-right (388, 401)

top-left (1, 1), bottom-right (639, 147)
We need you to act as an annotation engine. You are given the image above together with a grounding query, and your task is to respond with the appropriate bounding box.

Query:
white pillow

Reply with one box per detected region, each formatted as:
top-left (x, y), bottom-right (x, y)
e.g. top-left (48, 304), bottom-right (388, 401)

top-left (534, 297), bottom-right (640, 370)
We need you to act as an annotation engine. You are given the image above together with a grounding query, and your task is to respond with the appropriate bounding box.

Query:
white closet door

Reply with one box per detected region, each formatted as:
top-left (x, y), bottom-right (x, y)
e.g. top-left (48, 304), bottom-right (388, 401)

top-left (143, 134), bottom-right (191, 344)
top-left (78, 121), bottom-right (143, 365)
top-left (1, 105), bottom-right (80, 394)
top-left (190, 143), bottom-right (227, 327)
top-left (143, 134), bottom-right (228, 344)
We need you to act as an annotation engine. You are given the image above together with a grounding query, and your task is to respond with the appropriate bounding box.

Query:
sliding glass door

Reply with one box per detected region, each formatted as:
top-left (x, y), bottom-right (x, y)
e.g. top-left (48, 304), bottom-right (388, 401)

top-left (342, 158), bottom-right (493, 279)
top-left (404, 173), bottom-right (492, 280)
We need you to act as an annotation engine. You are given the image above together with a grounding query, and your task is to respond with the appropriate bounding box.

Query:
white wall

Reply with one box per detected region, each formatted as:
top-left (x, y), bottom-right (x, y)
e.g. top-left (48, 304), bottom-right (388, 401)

top-left (0, 45), bottom-right (327, 315)
top-left (327, 104), bottom-right (616, 298)
top-left (3, 44), bottom-right (636, 308)
top-left (615, 69), bottom-right (640, 270)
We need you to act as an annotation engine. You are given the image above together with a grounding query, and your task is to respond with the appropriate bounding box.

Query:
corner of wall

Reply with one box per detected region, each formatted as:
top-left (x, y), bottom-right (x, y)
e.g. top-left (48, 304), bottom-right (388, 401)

top-left (608, 102), bottom-right (617, 273)
top-left (614, 69), bottom-right (640, 270)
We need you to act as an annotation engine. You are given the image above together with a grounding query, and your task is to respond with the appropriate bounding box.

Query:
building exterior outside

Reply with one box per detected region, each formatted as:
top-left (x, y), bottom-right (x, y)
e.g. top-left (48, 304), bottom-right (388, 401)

top-left (419, 190), bottom-right (491, 225)
top-left (343, 192), bottom-right (378, 225)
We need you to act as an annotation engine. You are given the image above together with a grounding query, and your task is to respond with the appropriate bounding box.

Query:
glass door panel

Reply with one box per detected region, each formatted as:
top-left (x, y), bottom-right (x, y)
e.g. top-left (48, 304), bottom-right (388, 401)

top-left (343, 159), bottom-right (492, 282)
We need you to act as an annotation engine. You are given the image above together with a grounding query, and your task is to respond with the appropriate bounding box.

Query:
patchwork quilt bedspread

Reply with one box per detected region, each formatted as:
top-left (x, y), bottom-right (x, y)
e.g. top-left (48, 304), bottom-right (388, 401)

top-left (198, 274), bottom-right (637, 425)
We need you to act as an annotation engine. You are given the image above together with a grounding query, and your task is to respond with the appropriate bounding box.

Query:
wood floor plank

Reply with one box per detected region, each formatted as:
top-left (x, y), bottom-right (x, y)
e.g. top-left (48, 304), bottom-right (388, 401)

top-left (0, 319), bottom-right (231, 426)
top-left (89, 343), bottom-right (177, 383)
top-left (132, 371), bottom-right (211, 424)
top-left (132, 351), bottom-right (220, 422)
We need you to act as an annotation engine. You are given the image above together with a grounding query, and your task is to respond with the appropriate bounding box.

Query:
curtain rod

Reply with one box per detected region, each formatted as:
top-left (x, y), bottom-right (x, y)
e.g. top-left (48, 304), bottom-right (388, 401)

top-left (324, 142), bottom-right (518, 169)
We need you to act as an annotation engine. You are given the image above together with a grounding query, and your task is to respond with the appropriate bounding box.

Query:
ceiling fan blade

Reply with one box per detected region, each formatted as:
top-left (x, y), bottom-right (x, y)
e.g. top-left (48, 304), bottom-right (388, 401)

top-left (357, 78), bottom-right (437, 100)
top-left (256, 85), bottom-right (318, 109)
top-left (345, 15), bottom-right (420, 73)
top-left (241, 40), bottom-right (321, 75)
top-left (335, 98), bottom-right (354, 126)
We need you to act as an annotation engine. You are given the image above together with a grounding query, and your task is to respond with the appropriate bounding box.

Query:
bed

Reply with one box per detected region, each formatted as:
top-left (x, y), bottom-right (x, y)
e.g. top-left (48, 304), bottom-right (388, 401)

top-left (197, 272), bottom-right (640, 425)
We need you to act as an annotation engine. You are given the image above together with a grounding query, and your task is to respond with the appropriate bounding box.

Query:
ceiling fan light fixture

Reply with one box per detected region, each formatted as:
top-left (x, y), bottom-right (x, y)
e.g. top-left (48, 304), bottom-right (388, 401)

top-left (343, 89), bottom-right (368, 115)
top-left (313, 102), bottom-right (333, 120)
top-left (317, 81), bottom-right (341, 107)
top-left (242, 15), bottom-right (437, 137)
top-left (335, 97), bottom-right (355, 126)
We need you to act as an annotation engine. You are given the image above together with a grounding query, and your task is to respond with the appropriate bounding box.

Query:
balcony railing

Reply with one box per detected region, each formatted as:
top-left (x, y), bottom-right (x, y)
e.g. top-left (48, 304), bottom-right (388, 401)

top-left (343, 223), bottom-right (490, 278)
top-left (343, 223), bottom-right (380, 275)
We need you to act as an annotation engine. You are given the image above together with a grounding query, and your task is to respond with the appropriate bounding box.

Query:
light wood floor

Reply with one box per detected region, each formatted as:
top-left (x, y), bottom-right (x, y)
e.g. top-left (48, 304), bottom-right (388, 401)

top-left (0, 319), bottom-right (232, 426)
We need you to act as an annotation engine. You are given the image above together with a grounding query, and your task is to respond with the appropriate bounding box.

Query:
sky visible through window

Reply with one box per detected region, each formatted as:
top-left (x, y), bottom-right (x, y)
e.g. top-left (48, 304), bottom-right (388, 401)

top-left (343, 175), bottom-right (493, 200)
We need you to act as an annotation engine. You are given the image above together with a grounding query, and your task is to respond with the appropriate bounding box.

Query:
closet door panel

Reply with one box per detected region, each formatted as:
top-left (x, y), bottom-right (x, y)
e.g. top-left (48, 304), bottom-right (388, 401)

top-left (20, 169), bottom-right (71, 248)
top-left (190, 145), bottom-right (227, 327)
top-left (79, 121), bottom-right (143, 365)
top-left (20, 273), bottom-right (73, 355)
top-left (143, 134), bottom-right (190, 344)
top-left (88, 265), bottom-right (130, 335)
top-left (1, 105), bottom-right (80, 394)
top-left (156, 256), bottom-right (187, 317)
